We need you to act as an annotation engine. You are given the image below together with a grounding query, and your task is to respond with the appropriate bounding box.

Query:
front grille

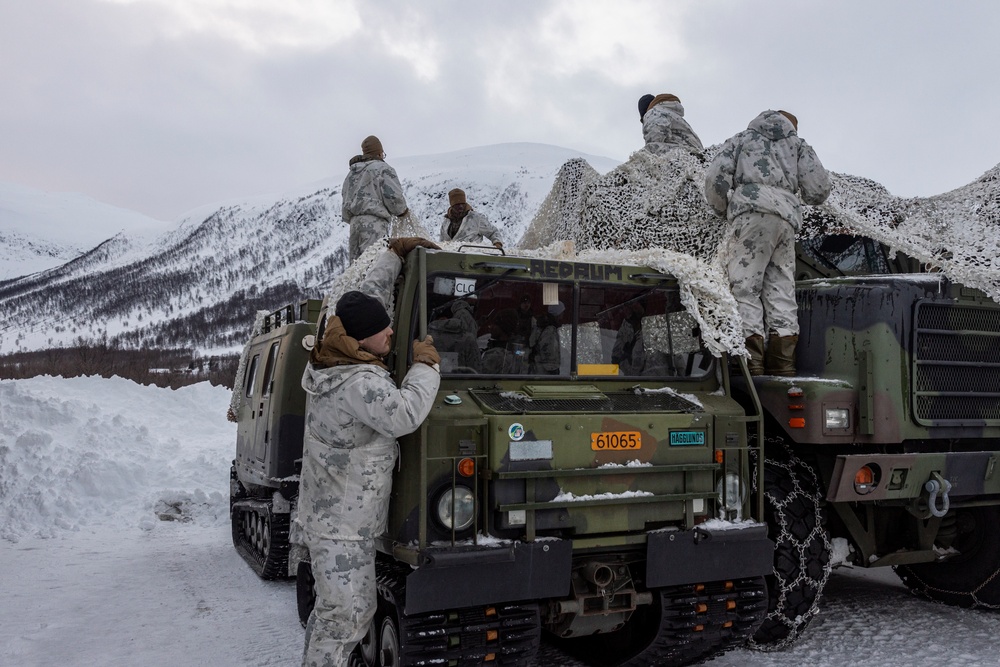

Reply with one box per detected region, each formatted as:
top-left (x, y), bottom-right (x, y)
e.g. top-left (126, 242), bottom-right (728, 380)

top-left (913, 301), bottom-right (1000, 424)
top-left (472, 390), bottom-right (703, 414)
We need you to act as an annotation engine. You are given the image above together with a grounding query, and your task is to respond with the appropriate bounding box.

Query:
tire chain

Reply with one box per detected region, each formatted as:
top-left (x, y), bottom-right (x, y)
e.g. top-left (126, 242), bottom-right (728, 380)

top-left (896, 560), bottom-right (1000, 609)
top-left (747, 440), bottom-right (833, 651)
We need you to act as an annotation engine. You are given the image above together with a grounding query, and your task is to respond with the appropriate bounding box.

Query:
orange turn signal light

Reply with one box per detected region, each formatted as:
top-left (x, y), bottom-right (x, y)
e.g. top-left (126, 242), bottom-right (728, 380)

top-left (458, 457), bottom-right (476, 478)
top-left (714, 450), bottom-right (724, 464)
top-left (855, 466), bottom-right (875, 486)
top-left (789, 417), bottom-right (806, 429)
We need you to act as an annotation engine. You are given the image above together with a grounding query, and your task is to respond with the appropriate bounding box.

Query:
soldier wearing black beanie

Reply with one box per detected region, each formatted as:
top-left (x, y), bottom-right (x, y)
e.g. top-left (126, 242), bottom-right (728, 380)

top-left (335, 291), bottom-right (391, 342)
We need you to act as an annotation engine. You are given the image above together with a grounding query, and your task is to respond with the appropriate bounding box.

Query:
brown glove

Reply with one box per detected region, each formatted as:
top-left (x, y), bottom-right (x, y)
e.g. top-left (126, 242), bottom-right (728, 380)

top-left (493, 240), bottom-right (503, 249)
top-left (412, 335), bottom-right (441, 367)
top-left (389, 237), bottom-right (440, 259)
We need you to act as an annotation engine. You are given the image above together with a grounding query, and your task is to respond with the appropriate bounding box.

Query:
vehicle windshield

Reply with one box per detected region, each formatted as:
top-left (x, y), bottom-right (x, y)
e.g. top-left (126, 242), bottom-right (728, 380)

top-left (422, 273), bottom-right (711, 380)
top-left (799, 234), bottom-right (892, 276)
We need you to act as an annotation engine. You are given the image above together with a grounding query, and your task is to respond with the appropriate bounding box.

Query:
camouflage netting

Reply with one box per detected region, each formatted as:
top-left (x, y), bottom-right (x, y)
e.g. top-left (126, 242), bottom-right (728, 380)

top-left (518, 147), bottom-right (1000, 356)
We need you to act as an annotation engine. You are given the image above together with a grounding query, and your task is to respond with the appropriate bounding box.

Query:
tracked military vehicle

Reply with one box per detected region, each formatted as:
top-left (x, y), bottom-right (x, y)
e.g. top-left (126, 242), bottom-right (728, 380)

top-left (728, 232), bottom-right (1000, 646)
top-left (231, 245), bottom-right (775, 666)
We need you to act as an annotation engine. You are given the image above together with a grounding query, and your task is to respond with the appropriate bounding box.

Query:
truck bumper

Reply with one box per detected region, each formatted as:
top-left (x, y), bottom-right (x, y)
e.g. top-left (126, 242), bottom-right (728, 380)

top-left (645, 524), bottom-right (774, 588)
top-left (404, 539), bottom-right (573, 614)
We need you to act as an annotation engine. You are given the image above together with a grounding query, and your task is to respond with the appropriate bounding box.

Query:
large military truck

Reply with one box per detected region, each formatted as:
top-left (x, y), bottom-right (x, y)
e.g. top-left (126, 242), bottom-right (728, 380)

top-left (231, 245), bottom-right (776, 666)
top-left (728, 231), bottom-right (1000, 646)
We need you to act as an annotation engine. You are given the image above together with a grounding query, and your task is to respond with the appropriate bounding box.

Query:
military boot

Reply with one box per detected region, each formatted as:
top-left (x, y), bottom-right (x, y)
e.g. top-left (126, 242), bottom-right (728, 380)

top-left (765, 333), bottom-right (799, 376)
top-left (745, 334), bottom-right (765, 376)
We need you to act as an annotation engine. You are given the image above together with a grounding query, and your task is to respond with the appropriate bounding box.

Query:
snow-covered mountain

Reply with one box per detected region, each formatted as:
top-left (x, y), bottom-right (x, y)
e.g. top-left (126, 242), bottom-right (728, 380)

top-left (0, 181), bottom-right (172, 280)
top-left (0, 143), bottom-right (620, 355)
top-left (3, 140), bottom-right (999, 358)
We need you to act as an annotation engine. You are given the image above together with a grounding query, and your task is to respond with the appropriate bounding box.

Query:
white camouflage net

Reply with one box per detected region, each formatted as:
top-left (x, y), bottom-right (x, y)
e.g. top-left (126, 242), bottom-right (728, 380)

top-left (519, 147), bottom-right (1000, 356)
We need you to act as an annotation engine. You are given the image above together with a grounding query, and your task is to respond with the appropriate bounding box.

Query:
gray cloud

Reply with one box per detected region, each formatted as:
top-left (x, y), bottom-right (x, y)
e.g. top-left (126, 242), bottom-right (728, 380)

top-left (2, 0), bottom-right (998, 220)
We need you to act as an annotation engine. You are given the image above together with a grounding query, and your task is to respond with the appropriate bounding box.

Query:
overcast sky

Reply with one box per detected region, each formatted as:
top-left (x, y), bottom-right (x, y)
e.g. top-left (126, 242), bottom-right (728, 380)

top-left (3, 0), bottom-right (999, 221)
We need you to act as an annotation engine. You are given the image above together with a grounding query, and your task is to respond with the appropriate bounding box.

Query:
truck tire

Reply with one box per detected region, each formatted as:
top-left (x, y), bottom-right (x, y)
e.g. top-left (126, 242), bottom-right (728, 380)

top-left (750, 449), bottom-right (832, 649)
top-left (895, 506), bottom-right (1000, 609)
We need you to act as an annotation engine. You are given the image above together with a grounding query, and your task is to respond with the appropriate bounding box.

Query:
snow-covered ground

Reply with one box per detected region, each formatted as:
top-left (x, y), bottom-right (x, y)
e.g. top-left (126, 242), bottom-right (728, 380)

top-left (2, 375), bottom-right (999, 666)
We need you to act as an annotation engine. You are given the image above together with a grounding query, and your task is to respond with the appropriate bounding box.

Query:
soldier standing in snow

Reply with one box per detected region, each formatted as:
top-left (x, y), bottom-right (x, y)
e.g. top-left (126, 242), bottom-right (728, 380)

top-left (343, 135), bottom-right (410, 261)
top-left (297, 237), bottom-right (440, 667)
top-left (704, 110), bottom-right (831, 376)
top-left (638, 93), bottom-right (704, 155)
top-left (439, 188), bottom-right (504, 248)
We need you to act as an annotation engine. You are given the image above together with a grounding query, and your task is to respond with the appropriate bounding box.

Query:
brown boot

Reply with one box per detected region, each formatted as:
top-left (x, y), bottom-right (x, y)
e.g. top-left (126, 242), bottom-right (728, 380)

top-left (745, 335), bottom-right (765, 376)
top-left (765, 333), bottom-right (799, 376)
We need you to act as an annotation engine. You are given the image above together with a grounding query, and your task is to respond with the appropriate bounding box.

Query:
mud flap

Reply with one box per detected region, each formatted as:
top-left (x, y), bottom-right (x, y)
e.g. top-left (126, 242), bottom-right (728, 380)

top-left (404, 539), bottom-right (573, 615)
top-left (645, 524), bottom-right (774, 588)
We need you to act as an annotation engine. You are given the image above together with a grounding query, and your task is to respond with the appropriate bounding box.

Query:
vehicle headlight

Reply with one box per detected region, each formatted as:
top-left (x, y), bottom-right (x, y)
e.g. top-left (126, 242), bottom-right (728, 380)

top-left (716, 472), bottom-right (746, 520)
top-left (436, 486), bottom-right (476, 531)
top-left (825, 408), bottom-right (850, 429)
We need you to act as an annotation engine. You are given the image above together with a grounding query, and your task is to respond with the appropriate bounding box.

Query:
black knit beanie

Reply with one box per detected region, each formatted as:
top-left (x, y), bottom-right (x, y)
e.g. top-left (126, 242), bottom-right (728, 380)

top-left (335, 291), bottom-right (391, 341)
top-left (638, 94), bottom-right (655, 120)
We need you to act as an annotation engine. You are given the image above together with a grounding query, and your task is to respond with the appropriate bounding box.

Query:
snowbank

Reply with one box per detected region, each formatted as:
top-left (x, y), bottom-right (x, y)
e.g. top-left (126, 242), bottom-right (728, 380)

top-left (0, 375), bottom-right (234, 542)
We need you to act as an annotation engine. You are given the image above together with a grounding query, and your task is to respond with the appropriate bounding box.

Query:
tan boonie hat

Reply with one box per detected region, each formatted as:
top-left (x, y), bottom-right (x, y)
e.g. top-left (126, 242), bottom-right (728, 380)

top-left (448, 188), bottom-right (467, 207)
top-left (361, 135), bottom-right (383, 158)
top-left (778, 110), bottom-right (798, 130)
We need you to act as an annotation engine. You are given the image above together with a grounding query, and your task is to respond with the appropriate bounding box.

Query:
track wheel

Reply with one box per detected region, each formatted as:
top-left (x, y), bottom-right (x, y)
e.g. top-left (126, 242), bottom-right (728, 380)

top-left (377, 611), bottom-right (401, 667)
top-left (896, 506), bottom-right (1000, 609)
top-left (357, 621), bottom-right (377, 666)
top-left (750, 448), bottom-right (832, 649)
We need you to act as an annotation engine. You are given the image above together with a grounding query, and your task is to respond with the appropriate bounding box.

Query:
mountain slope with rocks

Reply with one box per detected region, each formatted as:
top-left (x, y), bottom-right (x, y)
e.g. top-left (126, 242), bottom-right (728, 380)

top-left (0, 143), bottom-right (618, 355)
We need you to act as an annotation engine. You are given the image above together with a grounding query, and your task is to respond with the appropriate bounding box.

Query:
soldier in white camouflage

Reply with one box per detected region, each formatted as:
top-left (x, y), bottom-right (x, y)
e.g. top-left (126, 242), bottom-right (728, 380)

top-left (342, 135), bottom-right (410, 261)
top-left (439, 188), bottom-right (504, 248)
top-left (297, 237), bottom-right (441, 667)
top-left (704, 109), bottom-right (831, 375)
top-left (638, 93), bottom-right (704, 155)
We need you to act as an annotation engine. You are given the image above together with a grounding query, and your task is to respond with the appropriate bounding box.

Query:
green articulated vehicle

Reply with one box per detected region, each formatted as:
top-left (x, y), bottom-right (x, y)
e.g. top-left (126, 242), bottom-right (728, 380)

top-left (231, 245), bottom-right (775, 666)
top-left (729, 232), bottom-right (1000, 646)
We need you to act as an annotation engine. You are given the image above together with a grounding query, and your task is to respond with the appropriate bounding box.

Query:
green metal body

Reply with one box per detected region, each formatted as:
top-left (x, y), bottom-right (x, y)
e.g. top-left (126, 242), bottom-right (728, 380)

top-left (736, 233), bottom-right (1000, 568)
top-left (233, 247), bottom-right (774, 645)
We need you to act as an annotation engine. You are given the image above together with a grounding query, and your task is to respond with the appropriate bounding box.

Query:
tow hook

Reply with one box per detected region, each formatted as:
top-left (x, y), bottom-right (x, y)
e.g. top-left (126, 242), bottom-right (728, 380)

top-left (924, 472), bottom-right (952, 518)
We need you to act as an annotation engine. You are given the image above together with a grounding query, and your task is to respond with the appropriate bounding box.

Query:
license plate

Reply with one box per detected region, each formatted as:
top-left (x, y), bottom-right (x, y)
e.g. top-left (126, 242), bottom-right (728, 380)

top-left (669, 431), bottom-right (705, 446)
top-left (591, 431), bottom-right (641, 451)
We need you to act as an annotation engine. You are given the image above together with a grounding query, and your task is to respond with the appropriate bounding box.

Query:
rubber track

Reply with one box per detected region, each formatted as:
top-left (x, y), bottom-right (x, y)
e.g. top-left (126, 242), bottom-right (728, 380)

top-left (618, 577), bottom-right (768, 667)
top-left (232, 499), bottom-right (291, 580)
top-left (376, 557), bottom-right (541, 666)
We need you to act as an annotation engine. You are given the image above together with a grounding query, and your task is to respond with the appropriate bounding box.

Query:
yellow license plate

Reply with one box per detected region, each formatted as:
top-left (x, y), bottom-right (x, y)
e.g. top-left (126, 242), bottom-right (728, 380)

top-left (591, 431), bottom-right (642, 451)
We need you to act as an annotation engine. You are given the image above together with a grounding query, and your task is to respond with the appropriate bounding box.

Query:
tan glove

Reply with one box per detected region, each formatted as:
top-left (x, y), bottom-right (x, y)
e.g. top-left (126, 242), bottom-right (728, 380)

top-left (493, 240), bottom-right (503, 249)
top-left (412, 335), bottom-right (441, 367)
top-left (389, 237), bottom-right (440, 259)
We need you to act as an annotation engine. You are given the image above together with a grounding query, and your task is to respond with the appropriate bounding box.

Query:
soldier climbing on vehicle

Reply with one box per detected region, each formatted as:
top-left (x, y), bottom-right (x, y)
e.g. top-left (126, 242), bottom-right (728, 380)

top-left (296, 237), bottom-right (440, 667)
top-left (704, 109), bottom-right (831, 375)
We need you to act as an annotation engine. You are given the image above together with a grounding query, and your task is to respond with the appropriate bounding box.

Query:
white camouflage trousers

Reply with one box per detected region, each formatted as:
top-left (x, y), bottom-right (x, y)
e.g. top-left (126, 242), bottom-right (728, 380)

top-left (301, 538), bottom-right (377, 667)
top-left (348, 215), bottom-right (390, 261)
top-left (726, 212), bottom-right (799, 338)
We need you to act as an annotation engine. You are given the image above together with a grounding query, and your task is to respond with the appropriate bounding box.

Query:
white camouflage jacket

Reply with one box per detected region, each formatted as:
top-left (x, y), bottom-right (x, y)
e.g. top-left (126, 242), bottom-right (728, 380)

top-left (439, 210), bottom-right (502, 245)
top-left (341, 158), bottom-right (408, 226)
top-left (704, 110), bottom-right (831, 231)
top-left (641, 100), bottom-right (704, 155)
top-left (297, 250), bottom-right (440, 540)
